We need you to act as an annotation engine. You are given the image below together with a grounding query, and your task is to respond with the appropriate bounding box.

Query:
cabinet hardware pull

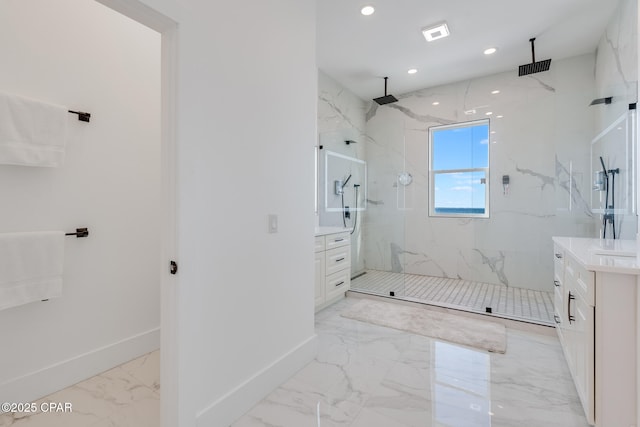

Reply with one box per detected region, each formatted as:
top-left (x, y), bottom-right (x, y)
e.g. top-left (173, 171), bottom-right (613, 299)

top-left (335, 281), bottom-right (344, 287)
top-left (553, 280), bottom-right (560, 287)
top-left (334, 238), bottom-right (344, 242)
top-left (335, 257), bottom-right (345, 262)
top-left (554, 314), bottom-right (561, 324)
top-left (567, 291), bottom-right (575, 324)
top-left (555, 253), bottom-right (563, 259)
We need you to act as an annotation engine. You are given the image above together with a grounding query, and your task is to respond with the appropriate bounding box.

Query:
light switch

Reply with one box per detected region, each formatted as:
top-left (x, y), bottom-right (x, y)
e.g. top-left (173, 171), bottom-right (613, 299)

top-left (268, 214), bottom-right (278, 233)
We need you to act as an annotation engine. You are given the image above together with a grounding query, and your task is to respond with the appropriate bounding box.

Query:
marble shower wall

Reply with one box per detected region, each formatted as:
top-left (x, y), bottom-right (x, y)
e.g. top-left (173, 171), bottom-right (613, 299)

top-left (364, 55), bottom-right (597, 292)
top-left (318, 71), bottom-right (367, 274)
top-left (591, 0), bottom-right (638, 239)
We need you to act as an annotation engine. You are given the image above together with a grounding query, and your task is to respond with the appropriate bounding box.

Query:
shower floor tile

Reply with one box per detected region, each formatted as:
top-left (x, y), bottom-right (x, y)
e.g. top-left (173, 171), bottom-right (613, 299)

top-left (351, 270), bottom-right (554, 325)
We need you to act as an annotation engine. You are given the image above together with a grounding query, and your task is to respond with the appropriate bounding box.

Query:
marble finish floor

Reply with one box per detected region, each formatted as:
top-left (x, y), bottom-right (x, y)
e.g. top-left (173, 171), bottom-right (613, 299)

top-left (0, 350), bottom-right (159, 427)
top-left (2, 297), bottom-right (586, 426)
top-left (233, 297), bottom-right (588, 427)
top-left (351, 270), bottom-right (555, 325)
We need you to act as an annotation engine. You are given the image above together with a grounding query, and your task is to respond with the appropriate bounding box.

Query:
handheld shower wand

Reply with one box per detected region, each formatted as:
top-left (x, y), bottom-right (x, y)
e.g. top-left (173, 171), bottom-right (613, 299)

top-left (340, 174), bottom-right (352, 227)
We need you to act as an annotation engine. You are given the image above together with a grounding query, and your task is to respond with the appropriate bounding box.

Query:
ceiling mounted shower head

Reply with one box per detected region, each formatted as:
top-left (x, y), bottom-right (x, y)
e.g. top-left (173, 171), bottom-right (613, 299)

top-left (373, 77), bottom-right (398, 105)
top-left (345, 140), bottom-right (357, 145)
top-left (518, 38), bottom-right (551, 76)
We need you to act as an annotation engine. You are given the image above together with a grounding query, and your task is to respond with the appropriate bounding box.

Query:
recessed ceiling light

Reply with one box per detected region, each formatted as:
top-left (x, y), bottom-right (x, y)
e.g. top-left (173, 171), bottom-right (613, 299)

top-left (497, 115), bottom-right (504, 118)
top-left (490, 131), bottom-right (496, 134)
top-left (432, 101), bottom-right (440, 106)
top-left (407, 68), bottom-right (418, 74)
top-left (484, 47), bottom-right (498, 55)
top-left (492, 141), bottom-right (497, 144)
top-left (361, 5), bottom-right (375, 16)
top-left (491, 90), bottom-right (500, 94)
top-left (422, 22), bottom-right (450, 42)
top-left (464, 109), bottom-right (476, 115)
top-left (485, 111), bottom-right (493, 116)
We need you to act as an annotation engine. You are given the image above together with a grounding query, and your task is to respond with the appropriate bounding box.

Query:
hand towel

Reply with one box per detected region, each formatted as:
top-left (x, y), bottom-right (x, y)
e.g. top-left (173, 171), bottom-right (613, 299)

top-left (0, 92), bottom-right (68, 167)
top-left (0, 231), bottom-right (64, 311)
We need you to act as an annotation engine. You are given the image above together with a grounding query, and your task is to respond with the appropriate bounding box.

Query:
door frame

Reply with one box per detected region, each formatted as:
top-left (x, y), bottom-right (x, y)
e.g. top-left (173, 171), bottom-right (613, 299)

top-left (94, 1), bottom-right (178, 425)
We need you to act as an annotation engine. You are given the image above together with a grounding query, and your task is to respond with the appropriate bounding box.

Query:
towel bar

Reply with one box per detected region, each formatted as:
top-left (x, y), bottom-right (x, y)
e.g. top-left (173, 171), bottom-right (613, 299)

top-left (68, 110), bottom-right (91, 122)
top-left (65, 227), bottom-right (89, 238)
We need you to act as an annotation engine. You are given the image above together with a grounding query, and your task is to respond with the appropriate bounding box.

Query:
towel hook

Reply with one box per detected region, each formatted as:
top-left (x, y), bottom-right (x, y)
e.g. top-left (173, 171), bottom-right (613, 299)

top-left (68, 110), bottom-right (91, 122)
top-left (65, 227), bottom-right (89, 238)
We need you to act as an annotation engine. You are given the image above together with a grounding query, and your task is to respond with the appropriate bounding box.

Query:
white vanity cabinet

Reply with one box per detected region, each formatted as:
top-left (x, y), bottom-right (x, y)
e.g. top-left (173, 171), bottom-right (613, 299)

top-left (315, 228), bottom-right (351, 311)
top-left (552, 237), bottom-right (638, 427)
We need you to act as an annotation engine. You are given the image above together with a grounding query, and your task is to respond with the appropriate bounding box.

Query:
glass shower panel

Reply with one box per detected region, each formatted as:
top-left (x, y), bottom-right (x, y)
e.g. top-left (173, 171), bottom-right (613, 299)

top-left (350, 120), bottom-right (406, 298)
top-left (590, 110), bottom-right (637, 239)
top-left (318, 131), bottom-right (368, 278)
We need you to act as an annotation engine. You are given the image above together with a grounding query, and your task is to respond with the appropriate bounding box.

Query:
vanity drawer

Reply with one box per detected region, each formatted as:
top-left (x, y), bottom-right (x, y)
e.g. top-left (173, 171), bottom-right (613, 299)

top-left (325, 269), bottom-right (350, 301)
top-left (565, 255), bottom-right (595, 306)
top-left (325, 245), bottom-right (351, 275)
top-left (314, 236), bottom-right (325, 253)
top-left (325, 232), bottom-right (350, 250)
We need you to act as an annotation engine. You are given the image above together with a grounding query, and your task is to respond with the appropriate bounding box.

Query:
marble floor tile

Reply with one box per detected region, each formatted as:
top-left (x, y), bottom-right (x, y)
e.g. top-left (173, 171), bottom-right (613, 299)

top-left (0, 350), bottom-right (160, 427)
top-left (233, 297), bottom-right (589, 427)
top-left (2, 297), bottom-right (589, 427)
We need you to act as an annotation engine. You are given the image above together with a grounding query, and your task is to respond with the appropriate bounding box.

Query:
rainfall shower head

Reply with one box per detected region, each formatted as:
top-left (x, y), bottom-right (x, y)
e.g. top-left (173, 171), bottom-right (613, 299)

top-left (373, 77), bottom-right (398, 105)
top-left (518, 38), bottom-right (551, 76)
top-left (345, 140), bottom-right (358, 145)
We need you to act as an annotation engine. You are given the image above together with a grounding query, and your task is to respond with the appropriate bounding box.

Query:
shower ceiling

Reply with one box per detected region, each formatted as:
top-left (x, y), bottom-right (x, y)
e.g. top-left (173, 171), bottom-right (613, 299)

top-left (317, 0), bottom-right (619, 100)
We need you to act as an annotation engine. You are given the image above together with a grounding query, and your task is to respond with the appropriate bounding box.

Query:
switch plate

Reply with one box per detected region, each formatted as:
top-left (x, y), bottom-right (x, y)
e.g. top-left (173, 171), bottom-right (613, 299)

top-left (268, 214), bottom-right (278, 233)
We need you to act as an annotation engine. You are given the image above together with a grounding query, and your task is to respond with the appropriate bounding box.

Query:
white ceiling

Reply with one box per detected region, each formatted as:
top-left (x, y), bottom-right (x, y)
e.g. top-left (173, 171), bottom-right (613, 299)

top-left (316, 0), bottom-right (621, 101)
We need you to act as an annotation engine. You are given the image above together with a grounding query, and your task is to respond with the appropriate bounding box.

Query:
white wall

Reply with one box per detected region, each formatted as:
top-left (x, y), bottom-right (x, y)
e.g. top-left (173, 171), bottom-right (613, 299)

top-left (0, 0), bottom-right (161, 402)
top-left (112, 0), bottom-right (318, 426)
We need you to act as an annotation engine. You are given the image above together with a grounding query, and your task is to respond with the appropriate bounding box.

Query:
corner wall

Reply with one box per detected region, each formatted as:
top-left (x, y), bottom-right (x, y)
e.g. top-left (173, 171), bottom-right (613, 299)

top-left (0, 0), bottom-right (161, 402)
top-left (128, 1), bottom-right (318, 426)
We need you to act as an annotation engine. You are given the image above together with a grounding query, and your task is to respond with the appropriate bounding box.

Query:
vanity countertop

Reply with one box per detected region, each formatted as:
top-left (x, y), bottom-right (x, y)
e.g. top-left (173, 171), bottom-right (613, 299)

top-left (553, 236), bottom-right (640, 274)
top-left (315, 226), bottom-right (351, 237)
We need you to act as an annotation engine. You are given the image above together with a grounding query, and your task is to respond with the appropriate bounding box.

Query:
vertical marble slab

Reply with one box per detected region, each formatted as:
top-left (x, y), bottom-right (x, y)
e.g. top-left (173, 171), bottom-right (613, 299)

top-left (318, 71), bottom-right (368, 275)
top-left (592, 0), bottom-right (638, 240)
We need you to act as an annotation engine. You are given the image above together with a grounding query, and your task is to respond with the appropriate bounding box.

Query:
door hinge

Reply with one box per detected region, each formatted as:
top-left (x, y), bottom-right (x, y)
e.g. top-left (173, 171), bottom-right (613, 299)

top-left (170, 260), bottom-right (178, 275)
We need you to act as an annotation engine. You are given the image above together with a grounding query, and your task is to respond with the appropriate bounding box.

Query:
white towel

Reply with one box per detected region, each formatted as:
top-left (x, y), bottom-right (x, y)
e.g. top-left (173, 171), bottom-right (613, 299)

top-left (0, 92), bottom-right (68, 167)
top-left (0, 231), bottom-right (64, 311)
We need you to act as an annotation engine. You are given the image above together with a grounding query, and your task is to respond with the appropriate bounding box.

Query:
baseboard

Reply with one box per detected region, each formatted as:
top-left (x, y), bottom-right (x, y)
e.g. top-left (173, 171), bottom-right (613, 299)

top-left (195, 333), bottom-right (318, 427)
top-left (0, 327), bottom-right (160, 403)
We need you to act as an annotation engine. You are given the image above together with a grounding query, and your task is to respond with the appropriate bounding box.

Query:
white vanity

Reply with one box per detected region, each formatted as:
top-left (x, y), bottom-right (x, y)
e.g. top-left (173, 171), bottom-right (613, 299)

top-left (315, 227), bottom-right (351, 311)
top-left (552, 237), bottom-right (639, 427)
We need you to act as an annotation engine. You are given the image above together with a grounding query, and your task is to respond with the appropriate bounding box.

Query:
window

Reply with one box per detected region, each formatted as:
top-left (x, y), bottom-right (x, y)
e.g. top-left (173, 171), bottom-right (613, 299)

top-left (429, 119), bottom-right (490, 217)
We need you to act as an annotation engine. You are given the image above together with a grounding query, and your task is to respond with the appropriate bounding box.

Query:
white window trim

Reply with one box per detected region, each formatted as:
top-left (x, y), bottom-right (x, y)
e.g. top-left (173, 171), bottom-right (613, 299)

top-left (428, 119), bottom-right (490, 218)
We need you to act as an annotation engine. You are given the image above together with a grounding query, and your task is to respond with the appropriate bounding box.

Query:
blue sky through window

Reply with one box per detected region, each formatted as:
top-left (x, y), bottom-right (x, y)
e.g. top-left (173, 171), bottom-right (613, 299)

top-left (431, 122), bottom-right (489, 214)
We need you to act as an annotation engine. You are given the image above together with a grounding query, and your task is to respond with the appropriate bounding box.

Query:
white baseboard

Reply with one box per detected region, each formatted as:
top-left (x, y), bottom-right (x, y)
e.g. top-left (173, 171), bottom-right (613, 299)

top-left (195, 333), bottom-right (319, 427)
top-left (1, 327), bottom-right (160, 403)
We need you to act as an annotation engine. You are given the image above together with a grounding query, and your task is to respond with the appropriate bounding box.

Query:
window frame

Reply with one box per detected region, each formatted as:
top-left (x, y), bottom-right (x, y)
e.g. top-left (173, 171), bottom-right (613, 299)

top-left (428, 119), bottom-right (490, 218)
